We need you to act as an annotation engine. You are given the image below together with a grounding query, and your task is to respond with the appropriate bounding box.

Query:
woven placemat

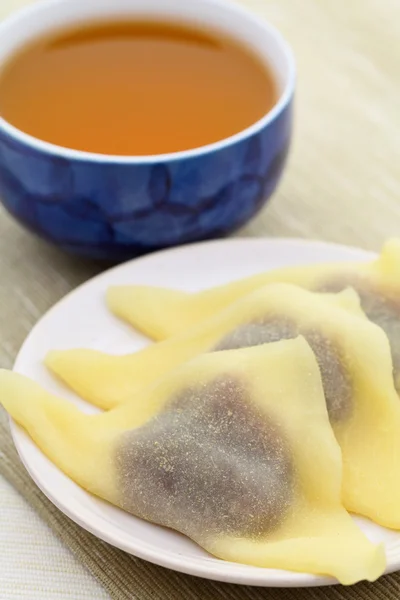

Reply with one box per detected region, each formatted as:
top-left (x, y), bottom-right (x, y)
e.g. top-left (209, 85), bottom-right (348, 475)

top-left (2, 0), bottom-right (400, 597)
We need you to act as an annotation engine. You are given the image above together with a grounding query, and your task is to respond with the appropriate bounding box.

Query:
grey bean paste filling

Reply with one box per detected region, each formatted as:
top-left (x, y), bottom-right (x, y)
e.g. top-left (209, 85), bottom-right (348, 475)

top-left (319, 276), bottom-right (400, 393)
top-left (215, 317), bottom-right (352, 422)
top-left (115, 376), bottom-right (294, 539)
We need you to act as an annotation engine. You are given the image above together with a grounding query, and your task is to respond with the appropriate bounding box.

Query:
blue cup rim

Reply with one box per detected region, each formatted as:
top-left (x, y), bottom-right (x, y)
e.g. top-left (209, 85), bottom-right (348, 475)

top-left (0, 0), bottom-right (295, 165)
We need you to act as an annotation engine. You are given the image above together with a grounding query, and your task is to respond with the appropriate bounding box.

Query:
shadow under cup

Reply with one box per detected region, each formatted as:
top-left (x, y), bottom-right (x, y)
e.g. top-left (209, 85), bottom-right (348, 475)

top-left (0, 0), bottom-right (295, 261)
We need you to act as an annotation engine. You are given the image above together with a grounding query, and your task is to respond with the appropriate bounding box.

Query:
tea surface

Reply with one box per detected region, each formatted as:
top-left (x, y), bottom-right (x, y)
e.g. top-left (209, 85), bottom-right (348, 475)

top-left (0, 20), bottom-right (276, 156)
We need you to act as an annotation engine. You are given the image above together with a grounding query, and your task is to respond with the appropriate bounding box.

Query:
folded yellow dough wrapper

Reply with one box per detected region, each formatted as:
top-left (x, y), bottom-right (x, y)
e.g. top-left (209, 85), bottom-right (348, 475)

top-left (106, 240), bottom-right (400, 394)
top-left (46, 284), bottom-right (400, 529)
top-left (1, 339), bottom-right (385, 584)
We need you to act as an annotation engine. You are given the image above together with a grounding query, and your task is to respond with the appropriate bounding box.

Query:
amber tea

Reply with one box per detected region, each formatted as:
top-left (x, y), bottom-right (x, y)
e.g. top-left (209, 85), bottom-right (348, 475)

top-left (0, 20), bottom-right (277, 156)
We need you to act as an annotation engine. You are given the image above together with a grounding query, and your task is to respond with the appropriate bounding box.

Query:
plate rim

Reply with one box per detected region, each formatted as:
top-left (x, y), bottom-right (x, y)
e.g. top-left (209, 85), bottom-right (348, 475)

top-left (10, 236), bottom-right (399, 587)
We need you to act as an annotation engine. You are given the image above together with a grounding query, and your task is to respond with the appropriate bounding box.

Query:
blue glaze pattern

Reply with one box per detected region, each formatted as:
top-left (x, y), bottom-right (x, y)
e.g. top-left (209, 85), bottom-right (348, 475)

top-left (0, 100), bottom-right (292, 261)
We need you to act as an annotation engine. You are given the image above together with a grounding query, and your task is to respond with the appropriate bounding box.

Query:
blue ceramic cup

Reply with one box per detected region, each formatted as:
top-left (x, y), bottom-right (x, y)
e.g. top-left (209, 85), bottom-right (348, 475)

top-left (0, 0), bottom-right (295, 260)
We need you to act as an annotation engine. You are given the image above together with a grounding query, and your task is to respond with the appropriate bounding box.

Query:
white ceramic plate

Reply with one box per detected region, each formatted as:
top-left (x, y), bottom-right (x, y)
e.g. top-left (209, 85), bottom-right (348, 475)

top-left (10, 237), bottom-right (400, 587)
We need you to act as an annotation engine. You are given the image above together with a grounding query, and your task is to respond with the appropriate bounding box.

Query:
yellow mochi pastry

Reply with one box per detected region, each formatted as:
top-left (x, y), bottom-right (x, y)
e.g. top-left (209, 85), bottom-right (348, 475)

top-left (0, 340), bottom-right (385, 584)
top-left (106, 239), bottom-right (400, 392)
top-left (46, 284), bottom-right (400, 529)
top-left (47, 284), bottom-right (366, 410)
